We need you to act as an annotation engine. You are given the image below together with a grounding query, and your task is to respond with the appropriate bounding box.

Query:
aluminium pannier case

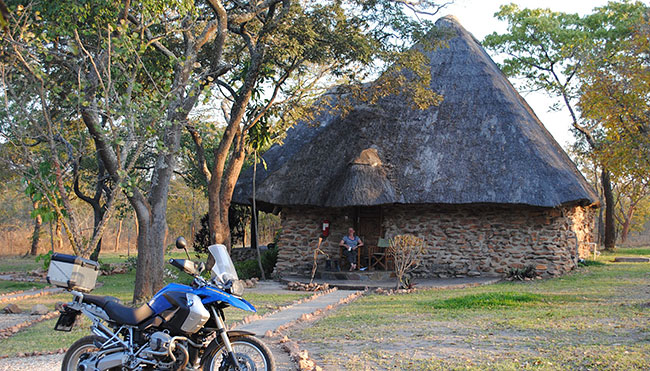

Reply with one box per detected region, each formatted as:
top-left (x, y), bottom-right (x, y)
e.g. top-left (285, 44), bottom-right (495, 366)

top-left (46, 253), bottom-right (99, 292)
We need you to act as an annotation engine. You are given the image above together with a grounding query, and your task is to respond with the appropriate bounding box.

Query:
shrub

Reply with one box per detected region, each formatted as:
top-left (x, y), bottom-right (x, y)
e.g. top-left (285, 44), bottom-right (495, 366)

top-left (506, 264), bottom-right (536, 280)
top-left (578, 259), bottom-right (605, 267)
top-left (388, 235), bottom-right (425, 289)
top-left (234, 246), bottom-right (278, 280)
top-left (193, 213), bottom-right (211, 254)
top-left (35, 250), bottom-right (53, 271)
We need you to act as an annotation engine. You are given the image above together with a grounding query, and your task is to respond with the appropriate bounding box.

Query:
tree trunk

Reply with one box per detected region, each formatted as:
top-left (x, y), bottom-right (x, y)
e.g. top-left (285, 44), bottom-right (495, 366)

top-left (56, 218), bottom-right (63, 251)
top-left (619, 206), bottom-right (635, 244)
top-left (602, 169), bottom-right (616, 250)
top-left (208, 204), bottom-right (232, 249)
top-left (49, 220), bottom-right (54, 252)
top-left (114, 219), bottom-right (122, 252)
top-left (30, 201), bottom-right (42, 256)
top-left (89, 206), bottom-right (104, 261)
top-left (132, 121), bottom-right (181, 302)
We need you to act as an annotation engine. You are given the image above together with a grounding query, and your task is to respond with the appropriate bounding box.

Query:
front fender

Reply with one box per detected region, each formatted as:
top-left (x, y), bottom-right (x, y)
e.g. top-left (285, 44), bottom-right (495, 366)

top-left (197, 286), bottom-right (257, 312)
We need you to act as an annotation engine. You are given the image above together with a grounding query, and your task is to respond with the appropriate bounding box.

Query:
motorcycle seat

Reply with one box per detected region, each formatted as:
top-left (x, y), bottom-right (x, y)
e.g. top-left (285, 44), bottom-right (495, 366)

top-left (82, 294), bottom-right (121, 308)
top-left (104, 301), bottom-right (154, 326)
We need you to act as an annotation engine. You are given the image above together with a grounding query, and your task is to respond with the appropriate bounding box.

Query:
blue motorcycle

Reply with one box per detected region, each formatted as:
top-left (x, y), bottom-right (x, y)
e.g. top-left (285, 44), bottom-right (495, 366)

top-left (53, 237), bottom-right (275, 370)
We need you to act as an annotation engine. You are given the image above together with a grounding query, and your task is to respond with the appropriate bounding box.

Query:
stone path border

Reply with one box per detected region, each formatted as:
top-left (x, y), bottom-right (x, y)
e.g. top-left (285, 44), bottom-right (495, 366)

top-left (0, 287), bottom-right (63, 305)
top-left (227, 287), bottom-right (338, 331)
top-left (0, 274), bottom-right (47, 284)
top-left (0, 311), bottom-right (59, 341)
top-left (272, 290), bottom-right (367, 371)
top-left (282, 275), bottom-right (501, 291)
top-left (235, 289), bottom-right (357, 337)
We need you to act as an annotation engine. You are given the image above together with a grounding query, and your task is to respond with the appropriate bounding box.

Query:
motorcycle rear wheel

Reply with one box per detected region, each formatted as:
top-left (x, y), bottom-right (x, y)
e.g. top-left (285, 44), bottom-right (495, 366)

top-left (61, 335), bottom-right (102, 371)
top-left (201, 335), bottom-right (276, 371)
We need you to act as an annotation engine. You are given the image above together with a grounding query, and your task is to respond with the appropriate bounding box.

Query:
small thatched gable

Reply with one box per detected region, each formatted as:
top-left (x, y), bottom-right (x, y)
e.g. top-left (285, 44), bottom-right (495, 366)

top-left (233, 16), bottom-right (598, 209)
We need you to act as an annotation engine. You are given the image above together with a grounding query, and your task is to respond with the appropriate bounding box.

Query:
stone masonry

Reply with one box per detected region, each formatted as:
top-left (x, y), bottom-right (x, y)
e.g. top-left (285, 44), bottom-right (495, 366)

top-left (274, 204), bottom-right (596, 278)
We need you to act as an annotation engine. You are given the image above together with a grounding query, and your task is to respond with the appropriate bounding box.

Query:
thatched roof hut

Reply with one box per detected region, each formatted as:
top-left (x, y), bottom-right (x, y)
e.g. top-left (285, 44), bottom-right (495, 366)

top-left (234, 16), bottom-right (597, 210)
top-left (233, 16), bottom-right (598, 279)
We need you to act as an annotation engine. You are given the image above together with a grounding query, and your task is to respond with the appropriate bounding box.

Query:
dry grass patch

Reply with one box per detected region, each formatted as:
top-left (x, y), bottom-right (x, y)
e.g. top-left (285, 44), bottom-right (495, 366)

top-left (289, 248), bottom-right (650, 370)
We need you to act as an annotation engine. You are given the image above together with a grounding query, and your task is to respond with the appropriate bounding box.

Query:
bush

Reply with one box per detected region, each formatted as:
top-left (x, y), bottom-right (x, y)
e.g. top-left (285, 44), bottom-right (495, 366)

top-left (506, 264), bottom-right (536, 280)
top-left (193, 213), bottom-right (211, 254)
top-left (35, 250), bottom-right (53, 271)
top-left (578, 259), bottom-right (605, 267)
top-left (388, 235), bottom-right (425, 289)
top-left (234, 246), bottom-right (278, 280)
top-left (234, 259), bottom-right (261, 280)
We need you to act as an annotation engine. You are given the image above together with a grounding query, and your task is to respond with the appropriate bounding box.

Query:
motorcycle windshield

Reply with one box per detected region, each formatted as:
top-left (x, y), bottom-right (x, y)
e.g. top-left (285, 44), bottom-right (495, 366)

top-left (208, 244), bottom-right (239, 284)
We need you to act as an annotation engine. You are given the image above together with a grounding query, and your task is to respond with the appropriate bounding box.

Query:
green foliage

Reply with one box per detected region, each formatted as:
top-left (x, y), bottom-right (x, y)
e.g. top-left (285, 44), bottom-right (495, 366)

top-left (483, 1), bottom-right (650, 247)
top-left (506, 264), bottom-right (537, 280)
top-left (97, 259), bottom-right (112, 274)
top-left (234, 246), bottom-right (278, 280)
top-left (192, 213), bottom-right (211, 254)
top-left (124, 256), bottom-right (138, 272)
top-left (2, 0), bottom-right (452, 298)
top-left (261, 245), bottom-right (279, 277)
top-left (35, 250), bottom-right (53, 271)
top-left (578, 259), bottom-right (605, 267)
top-left (425, 292), bottom-right (545, 310)
top-left (229, 206), bottom-right (251, 248)
top-left (233, 259), bottom-right (261, 281)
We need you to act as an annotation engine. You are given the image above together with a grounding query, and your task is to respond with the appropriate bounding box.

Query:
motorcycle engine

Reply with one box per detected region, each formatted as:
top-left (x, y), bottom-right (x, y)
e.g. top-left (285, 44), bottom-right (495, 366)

top-left (147, 332), bottom-right (189, 370)
top-left (149, 331), bottom-right (173, 352)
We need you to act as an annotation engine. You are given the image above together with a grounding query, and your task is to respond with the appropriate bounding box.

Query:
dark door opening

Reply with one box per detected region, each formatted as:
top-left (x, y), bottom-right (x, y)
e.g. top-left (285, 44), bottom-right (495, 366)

top-left (355, 206), bottom-right (383, 269)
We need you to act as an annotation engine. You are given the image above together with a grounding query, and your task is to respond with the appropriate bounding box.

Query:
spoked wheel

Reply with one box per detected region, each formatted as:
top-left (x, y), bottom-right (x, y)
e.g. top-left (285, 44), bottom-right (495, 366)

top-left (61, 335), bottom-right (101, 371)
top-left (201, 335), bottom-right (275, 371)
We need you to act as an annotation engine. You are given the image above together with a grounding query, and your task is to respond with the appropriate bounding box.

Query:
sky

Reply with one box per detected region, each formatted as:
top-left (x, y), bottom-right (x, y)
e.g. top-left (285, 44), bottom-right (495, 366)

top-left (434, 0), bottom-right (614, 148)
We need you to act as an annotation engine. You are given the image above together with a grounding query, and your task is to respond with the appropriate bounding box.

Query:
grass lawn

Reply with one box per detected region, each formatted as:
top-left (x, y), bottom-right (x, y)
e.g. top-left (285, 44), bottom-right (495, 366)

top-left (288, 247), bottom-right (650, 370)
top-left (0, 256), bottom-right (42, 273)
top-left (0, 288), bottom-right (311, 357)
top-left (0, 280), bottom-right (47, 294)
top-left (0, 252), bottom-right (311, 357)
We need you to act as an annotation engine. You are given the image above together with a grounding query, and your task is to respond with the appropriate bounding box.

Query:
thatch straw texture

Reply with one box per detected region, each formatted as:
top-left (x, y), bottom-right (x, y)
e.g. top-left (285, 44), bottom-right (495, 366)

top-left (233, 16), bottom-right (597, 209)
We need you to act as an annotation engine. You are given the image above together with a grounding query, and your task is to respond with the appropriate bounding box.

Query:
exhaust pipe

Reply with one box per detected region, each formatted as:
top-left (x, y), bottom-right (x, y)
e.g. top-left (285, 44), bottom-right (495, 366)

top-left (95, 352), bottom-right (126, 371)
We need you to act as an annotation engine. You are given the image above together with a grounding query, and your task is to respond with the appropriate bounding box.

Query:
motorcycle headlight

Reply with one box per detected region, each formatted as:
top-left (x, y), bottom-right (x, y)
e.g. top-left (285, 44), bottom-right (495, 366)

top-left (228, 280), bottom-right (244, 296)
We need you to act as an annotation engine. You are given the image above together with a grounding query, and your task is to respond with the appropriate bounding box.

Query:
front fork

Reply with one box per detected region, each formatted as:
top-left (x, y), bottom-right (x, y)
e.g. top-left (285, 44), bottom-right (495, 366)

top-left (211, 307), bottom-right (242, 370)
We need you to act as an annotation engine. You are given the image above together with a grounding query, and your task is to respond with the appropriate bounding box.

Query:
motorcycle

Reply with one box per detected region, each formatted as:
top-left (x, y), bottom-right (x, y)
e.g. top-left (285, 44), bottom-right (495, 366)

top-left (52, 237), bottom-right (275, 371)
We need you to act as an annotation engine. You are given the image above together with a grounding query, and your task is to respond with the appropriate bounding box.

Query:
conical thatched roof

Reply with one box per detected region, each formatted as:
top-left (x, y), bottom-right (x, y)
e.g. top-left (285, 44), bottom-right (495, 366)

top-left (233, 16), bottom-right (598, 209)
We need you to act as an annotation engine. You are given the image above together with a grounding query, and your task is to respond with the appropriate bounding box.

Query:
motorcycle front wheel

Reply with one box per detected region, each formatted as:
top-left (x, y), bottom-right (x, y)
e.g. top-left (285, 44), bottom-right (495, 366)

top-left (201, 335), bottom-right (276, 371)
top-left (61, 335), bottom-right (101, 371)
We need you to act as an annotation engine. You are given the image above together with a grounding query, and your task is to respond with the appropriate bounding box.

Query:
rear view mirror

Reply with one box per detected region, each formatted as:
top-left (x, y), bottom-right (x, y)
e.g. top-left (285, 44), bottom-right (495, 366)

top-left (176, 236), bottom-right (190, 260)
top-left (176, 237), bottom-right (187, 250)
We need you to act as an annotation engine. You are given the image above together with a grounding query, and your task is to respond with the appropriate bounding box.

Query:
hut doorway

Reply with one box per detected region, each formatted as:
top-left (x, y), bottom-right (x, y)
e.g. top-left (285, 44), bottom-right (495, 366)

top-left (355, 206), bottom-right (383, 268)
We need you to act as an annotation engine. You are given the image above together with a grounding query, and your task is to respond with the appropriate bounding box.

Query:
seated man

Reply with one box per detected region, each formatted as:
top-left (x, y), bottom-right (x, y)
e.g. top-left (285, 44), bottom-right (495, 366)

top-left (339, 227), bottom-right (364, 271)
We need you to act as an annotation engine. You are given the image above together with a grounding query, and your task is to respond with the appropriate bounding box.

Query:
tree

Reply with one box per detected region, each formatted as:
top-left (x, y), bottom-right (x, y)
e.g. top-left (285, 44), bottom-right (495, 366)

top-left (185, 0), bottom-right (448, 255)
top-left (482, 1), bottom-right (649, 250)
top-left (579, 15), bottom-right (650, 243)
top-left (1, 0), bottom-right (448, 301)
top-left (1, 0), bottom-right (194, 300)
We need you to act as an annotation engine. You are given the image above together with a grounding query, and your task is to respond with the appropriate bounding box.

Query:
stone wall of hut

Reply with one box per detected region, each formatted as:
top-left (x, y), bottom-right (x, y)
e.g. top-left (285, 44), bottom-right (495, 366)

top-left (274, 206), bottom-right (353, 277)
top-left (273, 204), bottom-right (596, 278)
